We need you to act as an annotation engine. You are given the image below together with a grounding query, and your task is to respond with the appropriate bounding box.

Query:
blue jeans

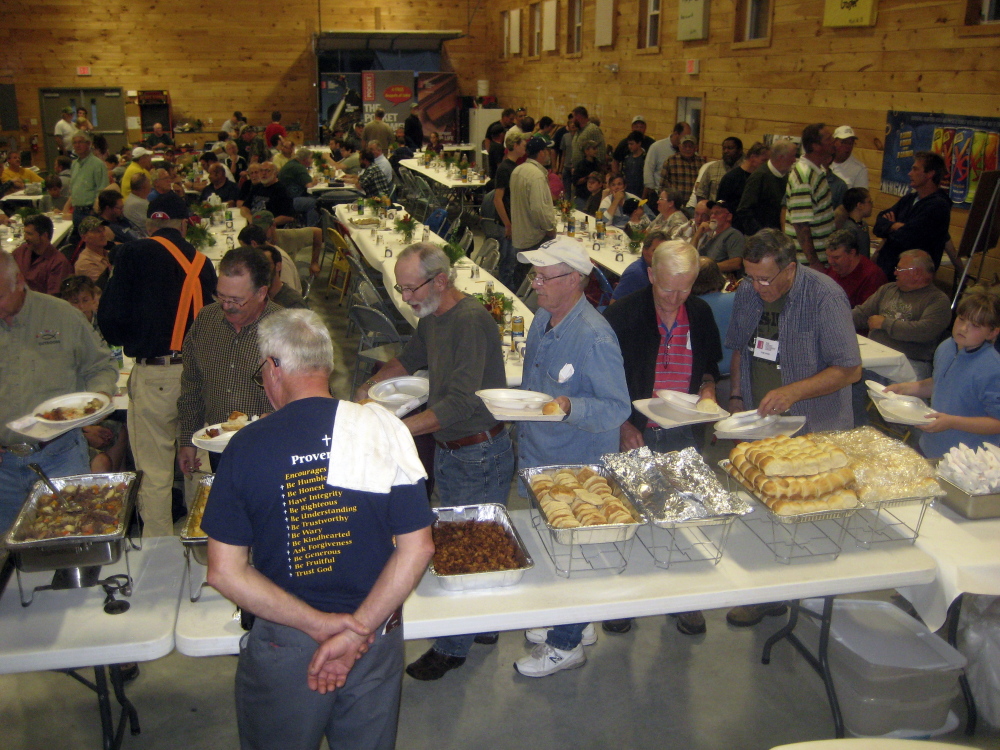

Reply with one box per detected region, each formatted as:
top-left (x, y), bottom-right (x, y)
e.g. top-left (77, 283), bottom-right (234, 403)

top-left (0, 430), bottom-right (90, 534)
top-left (547, 623), bottom-right (590, 651)
top-left (292, 195), bottom-right (318, 227)
top-left (432, 427), bottom-right (514, 659)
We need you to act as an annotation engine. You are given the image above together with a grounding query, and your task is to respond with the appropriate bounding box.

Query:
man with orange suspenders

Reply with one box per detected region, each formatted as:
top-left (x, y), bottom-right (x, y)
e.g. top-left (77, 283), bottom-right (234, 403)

top-left (98, 193), bottom-right (217, 537)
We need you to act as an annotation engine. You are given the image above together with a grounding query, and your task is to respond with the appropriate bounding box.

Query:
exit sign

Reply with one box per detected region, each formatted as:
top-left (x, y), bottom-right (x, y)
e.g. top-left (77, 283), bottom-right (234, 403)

top-left (77, 66), bottom-right (91, 76)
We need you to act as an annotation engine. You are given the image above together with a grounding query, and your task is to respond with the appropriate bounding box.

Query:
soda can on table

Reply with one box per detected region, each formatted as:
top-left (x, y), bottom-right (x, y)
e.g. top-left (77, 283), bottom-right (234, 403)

top-left (939, 128), bottom-right (956, 189)
top-left (511, 315), bottom-right (524, 338)
top-left (985, 132), bottom-right (999, 173)
top-left (968, 131), bottom-right (988, 204)
top-left (949, 128), bottom-right (974, 204)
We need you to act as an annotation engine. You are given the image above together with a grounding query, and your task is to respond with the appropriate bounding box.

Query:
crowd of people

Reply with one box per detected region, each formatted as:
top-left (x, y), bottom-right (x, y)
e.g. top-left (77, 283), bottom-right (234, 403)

top-left (2, 103), bottom-right (1000, 750)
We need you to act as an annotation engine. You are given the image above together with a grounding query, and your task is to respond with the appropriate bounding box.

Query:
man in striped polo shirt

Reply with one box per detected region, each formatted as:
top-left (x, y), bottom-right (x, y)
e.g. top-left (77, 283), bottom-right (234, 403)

top-left (784, 123), bottom-right (835, 271)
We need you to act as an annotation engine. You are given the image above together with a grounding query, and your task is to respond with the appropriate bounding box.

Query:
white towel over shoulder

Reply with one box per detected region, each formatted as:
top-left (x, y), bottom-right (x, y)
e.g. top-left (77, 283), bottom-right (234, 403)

top-left (327, 400), bottom-right (427, 494)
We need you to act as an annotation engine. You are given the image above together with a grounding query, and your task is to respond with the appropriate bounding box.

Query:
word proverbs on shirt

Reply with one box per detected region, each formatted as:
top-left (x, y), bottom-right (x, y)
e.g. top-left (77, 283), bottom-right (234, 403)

top-left (283, 464), bottom-right (357, 577)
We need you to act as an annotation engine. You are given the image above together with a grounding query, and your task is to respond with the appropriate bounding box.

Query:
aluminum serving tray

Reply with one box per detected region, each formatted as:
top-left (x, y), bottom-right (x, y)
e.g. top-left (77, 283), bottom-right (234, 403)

top-left (181, 474), bottom-right (214, 566)
top-left (936, 474), bottom-right (1000, 519)
top-left (430, 503), bottom-right (533, 591)
top-left (520, 464), bottom-right (646, 545)
top-left (718, 460), bottom-right (860, 524)
top-left (4, 472), bottom-right (140, 572)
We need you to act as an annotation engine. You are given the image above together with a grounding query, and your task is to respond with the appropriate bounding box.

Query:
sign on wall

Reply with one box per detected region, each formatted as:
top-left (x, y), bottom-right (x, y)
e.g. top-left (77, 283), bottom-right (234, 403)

top-left (361, 70), bottom-right (414, 129)
top-left (416, 72), bottom-right (459, 144)
top-left (882, 110), bottom-right (1000, 209)
top-left (823, 0), bottom-right (878, 27)
top-left (678, 0), bottom-right (709, 41)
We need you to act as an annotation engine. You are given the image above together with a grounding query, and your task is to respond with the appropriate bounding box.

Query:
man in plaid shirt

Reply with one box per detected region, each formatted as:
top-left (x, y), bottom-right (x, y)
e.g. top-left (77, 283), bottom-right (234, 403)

top-left (357, 148), bottom-right (393, 198)
top-left (659, 135), bottom-right (705, 199)
top-left (784, 123), bottom-right (835, 271)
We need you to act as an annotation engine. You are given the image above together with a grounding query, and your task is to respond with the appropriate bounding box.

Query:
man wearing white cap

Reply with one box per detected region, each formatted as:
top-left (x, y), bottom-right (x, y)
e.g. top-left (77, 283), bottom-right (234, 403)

top-left (830, 126), bottom-right (868, 189)
top-left (513, 237), bottom-right (630, 678)
top-left (122, 147), bottom-right (154, 198)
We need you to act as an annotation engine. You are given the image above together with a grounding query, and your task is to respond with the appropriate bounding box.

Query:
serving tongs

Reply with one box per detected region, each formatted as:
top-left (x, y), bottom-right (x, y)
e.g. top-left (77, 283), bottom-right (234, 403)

top-left (27, 463), bottom-right (83, 513)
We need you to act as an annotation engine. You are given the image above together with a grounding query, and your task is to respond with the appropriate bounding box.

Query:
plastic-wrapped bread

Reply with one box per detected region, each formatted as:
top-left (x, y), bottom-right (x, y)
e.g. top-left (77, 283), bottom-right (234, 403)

top-left (757, 466), bottom-right (855, 500)
top-left (765, 488), bottom-right (858, 516)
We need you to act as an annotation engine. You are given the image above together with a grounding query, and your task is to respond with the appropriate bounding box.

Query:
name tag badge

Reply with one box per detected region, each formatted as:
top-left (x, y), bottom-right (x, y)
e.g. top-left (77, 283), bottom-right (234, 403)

top-left (753, 336), bottom-right (779, 362)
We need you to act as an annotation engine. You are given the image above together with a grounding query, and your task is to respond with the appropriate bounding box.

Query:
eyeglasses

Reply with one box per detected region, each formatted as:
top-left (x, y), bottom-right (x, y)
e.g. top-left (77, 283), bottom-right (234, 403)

top-left (213, 292), bottom-right (252, 308)
top-left (393, 276), bottom-right (434, 295)
top-left (894, 266), bottom-right (918, 273)
top-left (531, 271), bottom-right (575, 287)
top-left (252, 357), bottom-right (280, 387)
top-left (747, 263), bottom-right (792, 287)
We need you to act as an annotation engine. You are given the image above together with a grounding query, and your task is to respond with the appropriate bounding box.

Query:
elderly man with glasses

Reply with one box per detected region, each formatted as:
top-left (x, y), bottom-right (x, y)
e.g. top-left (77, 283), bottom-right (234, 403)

top-left (178, 247), bottom-right (280, 481)
top-left (98, 193), bottom-right (218, 537)
top-left (355, 242), bottom-right (513, 683)
top-left (724, 228), bottom-right (861, 628)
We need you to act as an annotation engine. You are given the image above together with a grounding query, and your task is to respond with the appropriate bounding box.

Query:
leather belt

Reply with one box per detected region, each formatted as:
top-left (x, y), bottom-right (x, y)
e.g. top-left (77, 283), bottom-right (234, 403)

top-left (135, 355), bottom-right (183, 366)
top-left (435, 423), bottom-right (504, 451)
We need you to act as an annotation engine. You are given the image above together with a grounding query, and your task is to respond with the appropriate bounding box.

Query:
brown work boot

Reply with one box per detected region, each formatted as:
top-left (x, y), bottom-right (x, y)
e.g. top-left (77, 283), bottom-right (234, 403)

top-left (726, 602), bottom-right (788, 627)
top-left (673, 610), bottom-right (706, 635)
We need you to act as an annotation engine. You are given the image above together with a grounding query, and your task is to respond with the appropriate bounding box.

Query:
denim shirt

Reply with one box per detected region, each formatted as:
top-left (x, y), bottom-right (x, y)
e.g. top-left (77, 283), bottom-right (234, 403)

top-left (518, 295), bottom-right (631, 470)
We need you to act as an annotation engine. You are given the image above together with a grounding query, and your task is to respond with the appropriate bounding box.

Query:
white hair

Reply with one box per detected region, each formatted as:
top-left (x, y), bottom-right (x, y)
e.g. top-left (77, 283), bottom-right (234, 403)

top-left (257, 309), bottom-right (335, 375)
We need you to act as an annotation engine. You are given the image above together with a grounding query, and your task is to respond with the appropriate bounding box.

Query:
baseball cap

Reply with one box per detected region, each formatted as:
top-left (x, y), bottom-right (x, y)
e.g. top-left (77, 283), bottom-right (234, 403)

top-left (680, 135), bottom-right (696, 145)
top-left (708, 199), bottom-right (733, 214)
top-left (517, 237), bottom-right (594, 276)
top-left (147, 192), bottom-right (189, 220)
top-left (525, 136), bottom-right (549, 157)
top-left (132, 146), bottom-right (154, 158)
top-left (251, 210), bottom-right (276, 229)
top-left (631, 116), bottom-right (646, 125)
top-left (78, 216), bottom-right (104, 235)
top-left (61, 106), bottom-right (75, 115)
top-left (623, 197), bottom-right (648, 215)
top-left (833, 125), bottom-right (856, 140)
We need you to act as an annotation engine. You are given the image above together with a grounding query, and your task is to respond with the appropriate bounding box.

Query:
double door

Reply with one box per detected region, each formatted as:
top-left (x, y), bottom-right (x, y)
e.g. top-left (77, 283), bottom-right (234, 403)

top-left (39, 88), bottom-right (127, 169)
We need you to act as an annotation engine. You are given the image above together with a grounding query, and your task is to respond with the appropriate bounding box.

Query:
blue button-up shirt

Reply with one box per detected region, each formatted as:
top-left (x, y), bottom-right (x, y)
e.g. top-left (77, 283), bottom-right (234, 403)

top-left (518, 294), bottom-right (631, 470)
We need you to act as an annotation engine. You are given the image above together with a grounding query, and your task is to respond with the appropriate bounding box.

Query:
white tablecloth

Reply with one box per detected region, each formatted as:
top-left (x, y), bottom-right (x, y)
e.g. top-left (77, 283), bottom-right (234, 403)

top-left (174, 509), bottom-right (936, 655)
top-left (857, 335), bottom-right (917, 382)
top-left (2, 190), bottom-right (43, 205)
top-left (335, 204), bottom-right (533, 387)
top-left (896, 503), bottom-right (1000, 630)
top-left (399, 159), bottom-right (487, 190)
top-left (0, 537), bottom-right (184, 673)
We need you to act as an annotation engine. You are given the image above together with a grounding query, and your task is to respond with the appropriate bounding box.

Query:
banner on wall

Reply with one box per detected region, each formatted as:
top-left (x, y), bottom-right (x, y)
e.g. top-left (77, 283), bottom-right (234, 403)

top-left (882, 110), bottom-right (1000, 209)
top-left (361, 70), bottom-right (414, 130)
top-left (416, 72), bottom-right (459, 144)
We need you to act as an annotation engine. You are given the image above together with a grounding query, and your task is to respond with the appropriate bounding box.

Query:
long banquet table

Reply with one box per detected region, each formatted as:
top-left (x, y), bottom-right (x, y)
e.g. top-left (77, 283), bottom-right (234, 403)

top-left (334, 203), bottom-right (533, 387)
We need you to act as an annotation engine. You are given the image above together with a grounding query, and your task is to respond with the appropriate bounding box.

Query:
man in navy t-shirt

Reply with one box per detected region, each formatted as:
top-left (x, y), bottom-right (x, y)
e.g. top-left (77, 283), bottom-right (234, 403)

top-left (203, 308), bottom-right (434, 750)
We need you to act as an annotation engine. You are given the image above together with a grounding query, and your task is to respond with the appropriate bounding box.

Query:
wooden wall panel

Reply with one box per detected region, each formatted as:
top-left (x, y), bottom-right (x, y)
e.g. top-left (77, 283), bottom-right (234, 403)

top-left (484, 0), bottom-right (999, 246)
top-left (0, 0), bottom-right (489, 151)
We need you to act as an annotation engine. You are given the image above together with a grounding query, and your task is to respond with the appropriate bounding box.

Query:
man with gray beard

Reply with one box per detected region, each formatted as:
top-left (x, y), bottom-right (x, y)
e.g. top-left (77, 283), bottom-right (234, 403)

top-left (354, 242), bottom-right (515, 681)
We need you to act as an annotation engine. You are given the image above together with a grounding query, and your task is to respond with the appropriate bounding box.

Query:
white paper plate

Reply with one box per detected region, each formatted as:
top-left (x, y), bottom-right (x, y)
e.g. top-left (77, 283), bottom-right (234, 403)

top-left (476, 388), bottom-right (550, 411)
top-left (192, 417), bottom-right (259, 452)
top-left (31, 392), bottom-right (112, 427)
top-left (878, 397), bottom-right (935, 426)
top-left (864, 379), bottom-right (895, 400)
top-left (656, 390), bottom-right (726, 417)
top-left (714, 409), bottom-right (779, 433)
top-left (633, 398), bottom-right (730, 428)
top-left (369, 376), bottom-right (429, 404)
top-left (715, 416), bottom-right (806, 440)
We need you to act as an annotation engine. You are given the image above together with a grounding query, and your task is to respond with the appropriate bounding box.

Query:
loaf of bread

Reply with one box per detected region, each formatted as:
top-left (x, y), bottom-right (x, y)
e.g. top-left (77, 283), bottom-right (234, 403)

top-left (696, 397), bottom-right (719, 413)
top-left (542, 400), bottom-right (565, 416)
top-left (737, 435), bottom-right (849, 477)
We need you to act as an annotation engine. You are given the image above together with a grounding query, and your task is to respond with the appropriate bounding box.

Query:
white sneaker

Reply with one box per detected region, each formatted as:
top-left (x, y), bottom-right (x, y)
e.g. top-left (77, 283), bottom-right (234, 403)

top-left (524, 623), bottom-right (597, 646)
top-left (515, 643), bottom-right (586, 677)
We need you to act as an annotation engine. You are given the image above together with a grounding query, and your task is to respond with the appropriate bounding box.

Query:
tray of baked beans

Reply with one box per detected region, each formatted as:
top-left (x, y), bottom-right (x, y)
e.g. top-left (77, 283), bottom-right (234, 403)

top-left (430, 503), bottom-right (534, 591)
top-left (521, 465), bottom-right (646, 545)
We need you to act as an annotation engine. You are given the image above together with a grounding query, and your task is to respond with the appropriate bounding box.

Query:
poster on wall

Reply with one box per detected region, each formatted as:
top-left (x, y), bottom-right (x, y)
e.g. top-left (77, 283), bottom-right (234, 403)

top-left (882, 110), bottom-right (1000, 209)
top-left (319, 73), bottom-right (362, 133)
top-left (416, 72), bottom-right (459, 144)
top-left (361, 70), bottom-right (415, 130)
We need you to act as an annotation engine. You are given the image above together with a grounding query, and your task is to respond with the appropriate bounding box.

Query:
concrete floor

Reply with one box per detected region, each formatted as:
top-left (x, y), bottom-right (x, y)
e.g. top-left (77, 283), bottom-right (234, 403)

top-left (2, 248), bottom-right (997, 750)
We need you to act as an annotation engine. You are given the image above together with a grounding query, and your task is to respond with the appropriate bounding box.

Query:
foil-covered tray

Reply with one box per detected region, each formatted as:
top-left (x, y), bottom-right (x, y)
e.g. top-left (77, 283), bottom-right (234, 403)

top-left (520, 464), bottom-right (645, 545)
top-left (603, 447), bottom-right (752, 527)
top-left (181, 474), bottom-right (214, 566)
top-left (430, 504), bottom-right (533, 591)
top-left (4, 472), bottom-right (140, 572)
top-left (719, 459), bottom-right (860, 524)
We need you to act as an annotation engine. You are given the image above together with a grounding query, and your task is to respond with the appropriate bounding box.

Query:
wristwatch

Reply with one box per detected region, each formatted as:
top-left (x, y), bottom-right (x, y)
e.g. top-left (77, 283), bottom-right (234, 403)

top-left (363, 379), bottom-right (378, 388)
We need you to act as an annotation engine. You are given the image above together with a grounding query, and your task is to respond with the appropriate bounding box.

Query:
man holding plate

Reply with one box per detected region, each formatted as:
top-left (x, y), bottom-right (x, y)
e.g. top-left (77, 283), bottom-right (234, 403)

top-left (354, 242), bottom-right (514, 682)
top-left (0, 251), bottom-right (117, 533)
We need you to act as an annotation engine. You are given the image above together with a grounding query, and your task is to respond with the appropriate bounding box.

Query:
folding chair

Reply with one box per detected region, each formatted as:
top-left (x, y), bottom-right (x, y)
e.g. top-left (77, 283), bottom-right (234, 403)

top-left (591, 265), bottom-right (616, 312)
top-left (425, 208), bottom-right (450, 238)
top-left (458, 227), bottom-right (474, 257)
top-left (478, 247), bottom-right (500, 276)
top-left (347, 304), bottom-right (409, 392)
top-left (471, 237), bottom-right (498, 266)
